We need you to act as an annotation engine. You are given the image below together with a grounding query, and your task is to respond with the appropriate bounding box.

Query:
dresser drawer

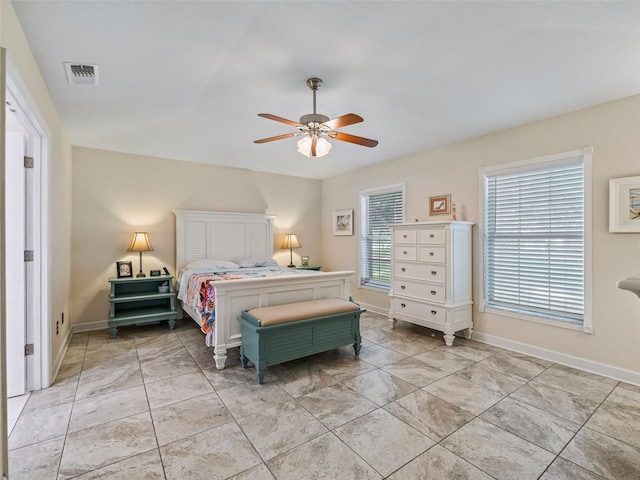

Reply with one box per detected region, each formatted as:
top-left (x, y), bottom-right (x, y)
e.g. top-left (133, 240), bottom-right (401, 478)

top-left (393, 280), bottom-right (445, 303)
top-left (418, 246), bottom-right (445, 263)
top-left (392, 298), bottom-right (446, 325)
top-left (394, 246), bottom-right (417, 261)
top-left (394, 263), bottom-right (446, 283)
top-left (423, 304), bottom-right (447, 325)
top-left (394, 229), bottom-right (417, 244)
top-left (418, 229), bottom-right (446, 245)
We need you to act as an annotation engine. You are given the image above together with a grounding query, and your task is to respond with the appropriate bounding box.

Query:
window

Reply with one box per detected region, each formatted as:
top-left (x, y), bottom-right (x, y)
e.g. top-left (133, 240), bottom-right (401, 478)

top-left (479, 148), bottom-right (592, 332)
top-left (359, 183), bottom-right (405, 289)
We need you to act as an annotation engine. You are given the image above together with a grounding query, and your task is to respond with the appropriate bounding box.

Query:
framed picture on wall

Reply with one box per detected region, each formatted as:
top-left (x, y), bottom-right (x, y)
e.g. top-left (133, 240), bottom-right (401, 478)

top-left (333, 209), bottom-right (354, 236)
top-left (609, 175), bottom-right (640, 232)
top-left (429, 194), bottom-right (451, 215)
top-left (116, 261), bottom-right (133, 278)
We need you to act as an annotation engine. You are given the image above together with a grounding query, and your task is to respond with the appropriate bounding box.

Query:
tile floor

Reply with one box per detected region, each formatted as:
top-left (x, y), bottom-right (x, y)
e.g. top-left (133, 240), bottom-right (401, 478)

top-left (7, 312), bottom-right (640, 479)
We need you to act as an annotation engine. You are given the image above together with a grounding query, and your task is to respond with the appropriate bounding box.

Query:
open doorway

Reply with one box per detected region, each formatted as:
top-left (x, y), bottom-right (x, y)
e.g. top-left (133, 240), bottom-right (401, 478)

top-left (4, 77), bottom-right (50, 403)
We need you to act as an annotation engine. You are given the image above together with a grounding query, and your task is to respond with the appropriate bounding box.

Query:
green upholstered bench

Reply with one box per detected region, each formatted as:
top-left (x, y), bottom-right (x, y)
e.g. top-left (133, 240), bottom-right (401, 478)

top-left (239, 298), bottom-right (365, 384)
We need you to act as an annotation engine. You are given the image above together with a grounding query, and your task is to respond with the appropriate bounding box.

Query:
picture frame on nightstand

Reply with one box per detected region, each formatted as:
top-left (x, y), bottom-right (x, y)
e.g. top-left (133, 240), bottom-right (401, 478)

top-left (116, 261), bottom-right (133, 278)
top-left (301, 256), bottom-right (310, 266)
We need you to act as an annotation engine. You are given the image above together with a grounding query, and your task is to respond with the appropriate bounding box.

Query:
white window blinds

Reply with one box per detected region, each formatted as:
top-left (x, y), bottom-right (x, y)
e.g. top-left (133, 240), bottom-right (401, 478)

top-left (360, 184), bottom-right (405, 289)
top-left (483, 158), bottom-right (585, 324)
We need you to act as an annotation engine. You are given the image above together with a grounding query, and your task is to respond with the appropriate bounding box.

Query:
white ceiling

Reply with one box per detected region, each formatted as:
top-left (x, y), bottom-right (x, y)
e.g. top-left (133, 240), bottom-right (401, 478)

top-left (10, 1), bottom-right (640, 180)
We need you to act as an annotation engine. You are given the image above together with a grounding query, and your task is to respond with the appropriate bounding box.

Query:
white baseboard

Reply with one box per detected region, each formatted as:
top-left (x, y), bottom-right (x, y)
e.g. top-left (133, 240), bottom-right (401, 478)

top-left (358, 302), bottom-right (388, 316)
top-left (472, 331), bottom-right (640, 386)
top-left (48, 330), bottom-right (72, 389)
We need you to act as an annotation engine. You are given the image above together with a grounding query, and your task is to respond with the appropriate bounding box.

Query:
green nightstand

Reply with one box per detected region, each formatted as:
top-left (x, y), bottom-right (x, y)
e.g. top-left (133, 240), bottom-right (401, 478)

top-left (108, 276), bottom-right (177, 337)
top-left (294, 265), bottom-right (322, 271)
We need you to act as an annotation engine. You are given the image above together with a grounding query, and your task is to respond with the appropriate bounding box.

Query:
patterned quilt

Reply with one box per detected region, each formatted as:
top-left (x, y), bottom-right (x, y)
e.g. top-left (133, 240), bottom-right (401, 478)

top-left (183, 268), bottom-right (314, 336)
top-left (184, 272), bottom-right (246, 335)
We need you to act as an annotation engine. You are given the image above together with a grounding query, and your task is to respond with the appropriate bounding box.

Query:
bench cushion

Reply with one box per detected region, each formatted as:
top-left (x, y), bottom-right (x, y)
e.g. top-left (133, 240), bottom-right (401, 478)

top-left (246, 298), bottom-right (361, 327)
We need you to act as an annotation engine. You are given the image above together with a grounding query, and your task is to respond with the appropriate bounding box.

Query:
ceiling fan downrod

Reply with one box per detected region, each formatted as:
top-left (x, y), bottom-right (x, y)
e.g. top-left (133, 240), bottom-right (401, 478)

top-left (300, 77), bottom-right (329, 127)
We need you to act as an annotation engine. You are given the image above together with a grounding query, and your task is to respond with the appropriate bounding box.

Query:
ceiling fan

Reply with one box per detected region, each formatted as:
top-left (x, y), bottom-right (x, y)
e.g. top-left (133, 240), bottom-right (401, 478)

top-left (254, 77), bottom-right (378, 158)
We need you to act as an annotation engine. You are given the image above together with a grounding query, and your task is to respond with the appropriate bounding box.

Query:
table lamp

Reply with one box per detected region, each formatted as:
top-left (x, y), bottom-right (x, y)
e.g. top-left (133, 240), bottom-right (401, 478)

top-left (127, 232), bottom-right (154, 277)
top-left (281, 233), bottom-right (301, 268)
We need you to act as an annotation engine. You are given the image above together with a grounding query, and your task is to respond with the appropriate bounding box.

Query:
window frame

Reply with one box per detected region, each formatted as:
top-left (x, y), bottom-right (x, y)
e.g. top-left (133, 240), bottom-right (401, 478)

top-left (359, 182), bottom-right (406, 292)
top-left (478, 147), bottom-right (593, 333)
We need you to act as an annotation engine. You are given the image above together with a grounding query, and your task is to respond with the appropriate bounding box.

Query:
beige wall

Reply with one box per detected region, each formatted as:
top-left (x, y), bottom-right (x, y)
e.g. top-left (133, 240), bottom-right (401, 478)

top-left (1, 2), bottom-right (73, 381)
top-left (71, 147), bottom-right (321, 327)
top-left (321, 95), bottom-right (640, 375)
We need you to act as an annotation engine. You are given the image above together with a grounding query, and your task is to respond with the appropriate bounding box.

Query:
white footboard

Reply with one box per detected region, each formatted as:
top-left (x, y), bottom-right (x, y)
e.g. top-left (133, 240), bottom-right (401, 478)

top-left (182, 271), bottom-right (354, 369)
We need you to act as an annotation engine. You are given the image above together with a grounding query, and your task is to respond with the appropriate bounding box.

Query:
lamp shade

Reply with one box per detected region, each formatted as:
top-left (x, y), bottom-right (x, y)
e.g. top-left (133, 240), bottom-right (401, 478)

top-left (281, 234), bottom-right (301, 249)
top-left (296, 136), bottom-right (332, 158)
top-left (127, 232), bottom-right (154, 252)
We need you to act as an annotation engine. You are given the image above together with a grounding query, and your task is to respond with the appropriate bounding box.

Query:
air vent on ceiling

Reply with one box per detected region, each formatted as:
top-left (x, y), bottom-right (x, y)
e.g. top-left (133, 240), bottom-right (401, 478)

top-left (64, 62), bottom-right (99, 86)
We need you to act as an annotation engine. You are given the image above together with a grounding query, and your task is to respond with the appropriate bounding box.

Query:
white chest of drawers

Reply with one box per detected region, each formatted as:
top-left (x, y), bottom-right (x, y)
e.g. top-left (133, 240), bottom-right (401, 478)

top-left (388, 221), bottom-right (473, 346)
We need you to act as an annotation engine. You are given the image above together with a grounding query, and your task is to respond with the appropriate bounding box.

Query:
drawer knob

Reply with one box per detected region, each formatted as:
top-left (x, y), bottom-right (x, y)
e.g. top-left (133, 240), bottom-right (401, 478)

top-left (429, 252), bottom-right (434, 256)
top-left (401, 267), bottom-right (406, 272)
top-left (403, 234), bottom-right (407, 238)
top-left (403, 251), bottom-right (408, 255)
top-left (401, 303), bottom-right (406, 308)
top-left (431, 271), bottom-right (437, 275)
top-left (431, 310), bottom-right (437, 315)
top-left (430, 234), bottom-right (435, 238)
top-left (430, 290), bottom-right (436, 295)
top-left (401, 285), bottom-right (406, 290)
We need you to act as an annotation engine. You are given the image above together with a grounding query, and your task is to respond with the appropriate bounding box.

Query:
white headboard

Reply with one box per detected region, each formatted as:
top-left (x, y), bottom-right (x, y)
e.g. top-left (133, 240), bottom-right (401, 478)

top-left (174, 210), bottom-right (275, 273)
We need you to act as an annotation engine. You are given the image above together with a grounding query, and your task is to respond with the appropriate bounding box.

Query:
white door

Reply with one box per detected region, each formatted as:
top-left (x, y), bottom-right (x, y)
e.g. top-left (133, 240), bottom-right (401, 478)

top-left (5, 109), bottom-right (27, 397)
top-left (5, 77), bottom-right (50, 396)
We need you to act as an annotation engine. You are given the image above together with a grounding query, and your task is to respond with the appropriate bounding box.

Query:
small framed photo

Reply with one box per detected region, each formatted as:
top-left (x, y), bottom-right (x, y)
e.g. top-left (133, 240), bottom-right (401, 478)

top-left (609, 175), bottom-right (640, 232)
top-left (116, 261), bottom-right (133, 278)
top-left (333, 209), bottom-right (354, 236)
top-left (429, 194), bottom-right (451, 216)
top-left (150, 269), bottom-right (162, 277)
top-left (301, 256), bottom-right (310, 266)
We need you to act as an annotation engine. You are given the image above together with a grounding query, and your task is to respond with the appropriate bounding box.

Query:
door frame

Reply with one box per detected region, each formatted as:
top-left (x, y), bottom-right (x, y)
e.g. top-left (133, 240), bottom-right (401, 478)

top-left (5, 71), bottom-right (51, 392)
top-left (1, 44), bottom-right (9, 480)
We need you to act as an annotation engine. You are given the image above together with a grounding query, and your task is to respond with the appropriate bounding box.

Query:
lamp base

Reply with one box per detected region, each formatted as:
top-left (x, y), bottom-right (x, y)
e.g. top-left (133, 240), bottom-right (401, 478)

top-left (136, 272), bottom-right (146, 278)
top-left (287, 264), bottom-right (296, 268)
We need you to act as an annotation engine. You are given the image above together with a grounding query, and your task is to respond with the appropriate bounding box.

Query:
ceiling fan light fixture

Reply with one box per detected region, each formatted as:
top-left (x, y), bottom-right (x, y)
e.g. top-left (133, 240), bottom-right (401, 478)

top-left (297, 136), bottom-right (332, 158)
top-left (255, 77), bottom-right (377, 154)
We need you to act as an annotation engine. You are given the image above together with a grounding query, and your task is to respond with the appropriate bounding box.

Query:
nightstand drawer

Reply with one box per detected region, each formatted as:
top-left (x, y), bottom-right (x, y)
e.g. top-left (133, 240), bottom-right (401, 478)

top-left (393, 280), bottom-right (445, 303)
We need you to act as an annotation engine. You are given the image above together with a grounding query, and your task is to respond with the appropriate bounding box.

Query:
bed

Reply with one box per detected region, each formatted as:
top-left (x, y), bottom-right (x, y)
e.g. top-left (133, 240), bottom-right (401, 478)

top-left (174, 210), bottom-right (355, 369)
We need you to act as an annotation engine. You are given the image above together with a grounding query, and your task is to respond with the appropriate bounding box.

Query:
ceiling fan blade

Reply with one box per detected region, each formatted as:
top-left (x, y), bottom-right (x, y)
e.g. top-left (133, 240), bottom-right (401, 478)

top-left (330, 131), bottom-right (378, 148)
top-left (253, 132), bottom-right (298, 144)
top-left (322, 113), bottom-right (363, 130)
top-left (257, 113), bottom-right (302, 127)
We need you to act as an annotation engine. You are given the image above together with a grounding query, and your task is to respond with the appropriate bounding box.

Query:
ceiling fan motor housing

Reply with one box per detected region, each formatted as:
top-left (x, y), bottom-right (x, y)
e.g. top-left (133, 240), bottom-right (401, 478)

top-left (299, 113), bottom-right (329, 126)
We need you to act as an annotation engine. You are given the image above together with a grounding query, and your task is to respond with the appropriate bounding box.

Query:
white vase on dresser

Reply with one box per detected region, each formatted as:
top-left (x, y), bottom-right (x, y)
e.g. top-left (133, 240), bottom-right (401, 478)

top-left (388, 221), bottom-right (474, 346)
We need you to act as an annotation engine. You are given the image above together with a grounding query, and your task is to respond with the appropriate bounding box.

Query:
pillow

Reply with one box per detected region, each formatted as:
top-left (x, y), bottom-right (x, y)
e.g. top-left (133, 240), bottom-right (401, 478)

top-left (258, 258), bottom-right (279, 267)
top-left (238, 258), bottom-right (279, 268)
top-left (187, 259), bottom-right (239, 270)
